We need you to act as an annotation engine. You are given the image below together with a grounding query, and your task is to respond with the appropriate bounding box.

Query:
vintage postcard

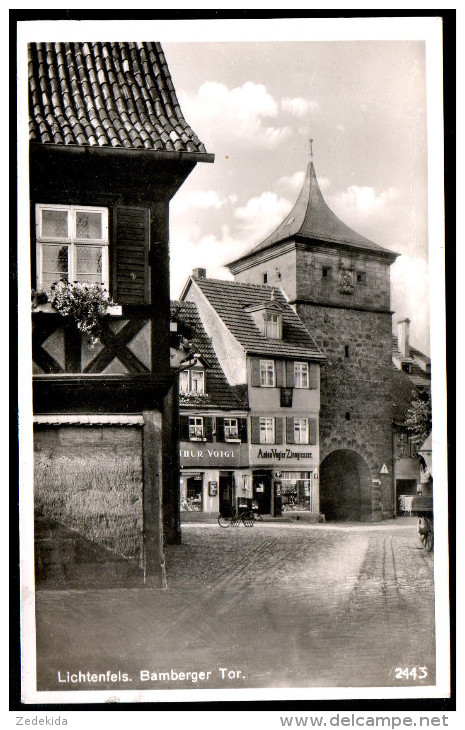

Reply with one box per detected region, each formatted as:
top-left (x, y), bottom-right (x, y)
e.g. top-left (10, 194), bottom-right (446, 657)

top-left (17, 15), bottom-right (450, 710)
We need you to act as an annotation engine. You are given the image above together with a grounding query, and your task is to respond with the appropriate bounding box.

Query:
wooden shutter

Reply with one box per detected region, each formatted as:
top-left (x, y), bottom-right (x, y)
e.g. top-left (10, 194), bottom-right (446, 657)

top-left (204, 417), bottom-right (213, 442)
top-left (286, 360), bottom-right (295, 388)
top-left (180, 416), bottom-right (190, 442)
top-left (251, 416), bottom-right (260, 444)
top-left (275, 417), bottom-right (283, 444)
top-left (275, 359), bottom-right (285, 387)
top-left (216, 417), bottom-right (225, 443)
top-left (251, 357), bottom-right (261, 387)
top-left (112, 206), bottom-right (150, 304)
top-left (309, 418), bottom-right (318, 445)
top-left (239, 417), bottom-right (248, 443)
top-left (286, 417), bottom-right (294, 444)
top-left (309, 363), bottom-right (319, 389)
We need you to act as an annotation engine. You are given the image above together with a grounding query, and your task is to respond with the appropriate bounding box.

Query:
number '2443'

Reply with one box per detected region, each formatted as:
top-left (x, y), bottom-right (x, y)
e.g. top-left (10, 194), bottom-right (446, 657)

top-left (395, 667), bottom-right (427, 680)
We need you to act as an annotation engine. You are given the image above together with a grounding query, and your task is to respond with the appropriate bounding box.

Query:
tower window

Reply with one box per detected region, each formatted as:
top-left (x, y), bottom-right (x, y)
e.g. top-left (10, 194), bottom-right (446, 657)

top-left (356, 271), bottom-right (367, 285)
top-left (322, 266), bottom-right (332, 279)
top-left (345, 345), bottom-right (350, 358)
top-left (263, 273), bottom-right (268, 283)
top-left (345, 412), bottom-right (351, 421)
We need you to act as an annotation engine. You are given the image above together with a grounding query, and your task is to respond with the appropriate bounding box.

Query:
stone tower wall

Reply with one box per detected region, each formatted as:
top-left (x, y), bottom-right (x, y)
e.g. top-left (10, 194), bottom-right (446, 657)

top-left (296, 302), bottom-right (395, 519)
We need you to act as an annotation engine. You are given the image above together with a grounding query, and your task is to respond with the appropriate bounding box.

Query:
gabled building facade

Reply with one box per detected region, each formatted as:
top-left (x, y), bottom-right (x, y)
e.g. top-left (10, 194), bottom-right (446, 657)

top-left (29, 42), bottom-right (213, 584)
top-left (228, 155), bottom-right (399, 521)
top-left (181, 272), bottom-right (325, 517)
top-left (391, 318), bottom-right (431, 512)
top-left (171, 300), bottom-right (249, 516)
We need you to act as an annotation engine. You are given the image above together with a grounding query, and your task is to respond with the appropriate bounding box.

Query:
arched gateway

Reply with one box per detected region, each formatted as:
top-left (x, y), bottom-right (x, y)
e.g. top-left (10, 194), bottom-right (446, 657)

top-left (320, 449), bottom-right (372, 521)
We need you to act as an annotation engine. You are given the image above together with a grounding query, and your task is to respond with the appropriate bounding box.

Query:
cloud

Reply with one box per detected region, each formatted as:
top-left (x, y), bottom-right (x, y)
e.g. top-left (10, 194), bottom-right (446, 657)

top-left (282, 97), bottom-right (318, 117)
top-left (234, 192), bottom-right (293, 234)
top-left (178, 81), bottom-right (292, 150)
top-left (171, 190), bottom-right (230, 214)
top-left (391, 255), bottom-right (430, 354)
top-left (327, 185), bottom-right (400, 234)
top-left (278, 171), bottom-right (305, 190)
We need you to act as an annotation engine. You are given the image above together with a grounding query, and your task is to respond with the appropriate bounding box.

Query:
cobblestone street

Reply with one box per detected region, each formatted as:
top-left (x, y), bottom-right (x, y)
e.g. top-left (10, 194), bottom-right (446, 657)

top-left (35, 519), bottom-right (435, 693)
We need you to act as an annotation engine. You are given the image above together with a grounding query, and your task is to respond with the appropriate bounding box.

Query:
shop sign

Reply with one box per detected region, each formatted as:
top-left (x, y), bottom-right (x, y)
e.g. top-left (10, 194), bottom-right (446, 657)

top-left (209, 481), bottom-right (218, 496)
top-left (180, 447), bottom-right (237, 459)
top-left (256, 447), bottom-right (313, 461)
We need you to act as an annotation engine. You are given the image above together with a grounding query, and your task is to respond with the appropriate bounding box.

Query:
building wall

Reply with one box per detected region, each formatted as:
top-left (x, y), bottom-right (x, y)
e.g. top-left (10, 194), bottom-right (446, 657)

top-left (233, 246), bottom-right (298, 299)
top-left (296, 303), bottom-right (394, 518)
top-left (184, 283), bottom-right (247, 385)
top-left (295, 245), bottom-right (392, 311)
top-left (34, 426), bottom-right (144, 581)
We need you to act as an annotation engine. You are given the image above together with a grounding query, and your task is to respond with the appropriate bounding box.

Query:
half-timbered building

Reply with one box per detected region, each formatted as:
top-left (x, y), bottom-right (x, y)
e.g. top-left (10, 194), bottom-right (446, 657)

top-left (29, 42), bottom-right (213, 585)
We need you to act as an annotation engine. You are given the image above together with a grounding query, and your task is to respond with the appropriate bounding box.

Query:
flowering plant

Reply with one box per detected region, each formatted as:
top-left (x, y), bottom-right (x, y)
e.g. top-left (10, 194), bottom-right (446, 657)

top-left (32, 282), bottom-right (117, 346)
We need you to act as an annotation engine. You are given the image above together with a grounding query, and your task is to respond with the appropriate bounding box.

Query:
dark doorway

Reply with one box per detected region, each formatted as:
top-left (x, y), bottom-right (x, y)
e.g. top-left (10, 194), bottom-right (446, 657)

top-left (253, 471), bottom-right (272, 514)
top-left (219, 472), bottom-right (234, 516)
top-left (320, 449), bottom-right (372, 521)
top-left (396, 478), bottom-right (418, 515)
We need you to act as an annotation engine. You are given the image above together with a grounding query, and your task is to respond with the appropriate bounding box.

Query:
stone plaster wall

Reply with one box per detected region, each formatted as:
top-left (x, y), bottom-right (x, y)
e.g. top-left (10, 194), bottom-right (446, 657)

top-left (296, 304), bottom-right (395, 519)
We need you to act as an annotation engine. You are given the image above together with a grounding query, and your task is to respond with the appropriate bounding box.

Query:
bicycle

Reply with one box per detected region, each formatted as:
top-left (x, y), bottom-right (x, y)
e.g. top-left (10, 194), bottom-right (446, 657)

top-left (218, 509), bottom-right (259, 528)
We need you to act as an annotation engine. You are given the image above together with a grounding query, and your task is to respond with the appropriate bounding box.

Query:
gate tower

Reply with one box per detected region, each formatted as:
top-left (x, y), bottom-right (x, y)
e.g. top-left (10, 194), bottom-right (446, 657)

top-left (227, 149), bottom-right (399, 520)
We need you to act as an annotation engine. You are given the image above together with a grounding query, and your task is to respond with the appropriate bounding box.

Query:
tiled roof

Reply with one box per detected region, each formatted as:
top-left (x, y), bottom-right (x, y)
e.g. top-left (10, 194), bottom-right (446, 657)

top-left (191, 278), bottom-right (324, 360)
top-left (171, 300), bottom-right (248, 410)
top-left (28, 42), bottom-right (209, 153)
top-left (228, 162), bottom-right (398, 269)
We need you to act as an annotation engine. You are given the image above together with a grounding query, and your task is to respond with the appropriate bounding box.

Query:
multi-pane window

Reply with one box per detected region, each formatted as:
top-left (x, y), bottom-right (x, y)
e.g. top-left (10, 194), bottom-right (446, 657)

top-left (179, 369), bottom-right (205, 395)
top-left (36, 204), bottom-right (109, 290)
top-left (294, 418), bottom-right (309, 444)
top-left (259, 417), bottom-right (275, 444)
top-left (260, 359), bottom-right (275, 387)
top-left (281, 471), bottom-right (312, 512)
top-left (224, 418), bottom-right (239, 440)
top-left (191, 370), bottom-right (205, 393)
top-left (189, 416), bottom-right (204, 439)
top-left (265, 313), bottom-right (280, 339)
top-left (294, 361), bottom-right (309, 388)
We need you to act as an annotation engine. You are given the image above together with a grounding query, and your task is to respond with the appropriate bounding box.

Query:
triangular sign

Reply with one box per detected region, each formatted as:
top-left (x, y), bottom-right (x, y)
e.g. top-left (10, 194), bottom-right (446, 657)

top-left (380, 463), bottom-right (389, 474)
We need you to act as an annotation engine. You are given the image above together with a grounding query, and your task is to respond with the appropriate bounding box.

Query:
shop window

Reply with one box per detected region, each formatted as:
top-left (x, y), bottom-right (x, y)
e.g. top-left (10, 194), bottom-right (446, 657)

top-left (181, 474), bottom-right (203, 512)
top-left (189, 416), bottom-right (204, 440)
top-left (36, 204), bottom-right (109, 290)
top-left (294, 418), bottom-right (309, 444)
top-left (224, 418), bottom-right (239, 441)
top-left (281, 471), bottom-right (312, 511)
top-left (179, 368), bottom-right (205, 394)
top-left (259, 417), bottom-right (275, 444)
top-left (264, 313), bottom-right (282, 339)
top-left (294, 361), bottom-right (309, 388)
top-left (260, 359), bottom-right (275, 387)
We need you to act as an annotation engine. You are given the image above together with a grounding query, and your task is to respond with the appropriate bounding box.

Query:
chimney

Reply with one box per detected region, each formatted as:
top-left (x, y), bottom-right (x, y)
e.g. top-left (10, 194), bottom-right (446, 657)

top-left (397, 318), bottom-right (410, 358)
top-left (192, 268), bottom-right (206, 280)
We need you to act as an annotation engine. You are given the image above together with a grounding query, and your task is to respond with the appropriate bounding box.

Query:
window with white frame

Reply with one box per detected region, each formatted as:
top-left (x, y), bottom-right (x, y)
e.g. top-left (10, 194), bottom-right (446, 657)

top-left (179, 368), bottom-right (205, 395)
top-left (294, 361), bottom-right (309, 388)
top-left (260, 359), bottom-right (275, 387)
top-left (294, 417), bottom-right (309, 444)
top-left (36, 204), bottom-right (109, 290)
top-left (224, 418), bottom-right (239, 440)
top-left (264, 313), bottom-right (281, 339)
top-left (189, 416), bottom-right (204, 439)
top-left (260, 417), bottom-right (275, 444)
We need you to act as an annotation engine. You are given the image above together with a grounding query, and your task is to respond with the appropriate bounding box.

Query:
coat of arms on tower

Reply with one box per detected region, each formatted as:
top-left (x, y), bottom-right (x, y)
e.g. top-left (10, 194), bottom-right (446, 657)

top-left (339, 268), bottom-right (354, 294)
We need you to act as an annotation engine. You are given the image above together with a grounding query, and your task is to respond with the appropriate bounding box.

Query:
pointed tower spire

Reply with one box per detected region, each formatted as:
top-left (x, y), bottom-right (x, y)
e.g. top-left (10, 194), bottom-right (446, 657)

top-left (227, 148), bottom-right (397, 272)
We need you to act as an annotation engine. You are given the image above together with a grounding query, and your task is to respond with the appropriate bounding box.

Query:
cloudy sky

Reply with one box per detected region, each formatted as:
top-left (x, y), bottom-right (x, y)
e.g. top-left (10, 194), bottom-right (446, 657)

top-left (163, 40), bottom-right (430, 354)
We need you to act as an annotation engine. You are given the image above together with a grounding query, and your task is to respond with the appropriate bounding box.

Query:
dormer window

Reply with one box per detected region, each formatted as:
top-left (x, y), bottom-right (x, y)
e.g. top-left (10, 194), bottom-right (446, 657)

top-left (401, 362), bottom-right (412, 374)
top-left (265, 313), bottom-right (281, 339)
top-left (179, 368), bottom-right (205, 394)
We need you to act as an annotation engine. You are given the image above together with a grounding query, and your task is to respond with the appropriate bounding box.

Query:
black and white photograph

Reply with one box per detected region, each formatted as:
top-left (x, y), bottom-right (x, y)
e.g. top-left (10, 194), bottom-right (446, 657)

top-left (16, 14), bottom-right (451, 711)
